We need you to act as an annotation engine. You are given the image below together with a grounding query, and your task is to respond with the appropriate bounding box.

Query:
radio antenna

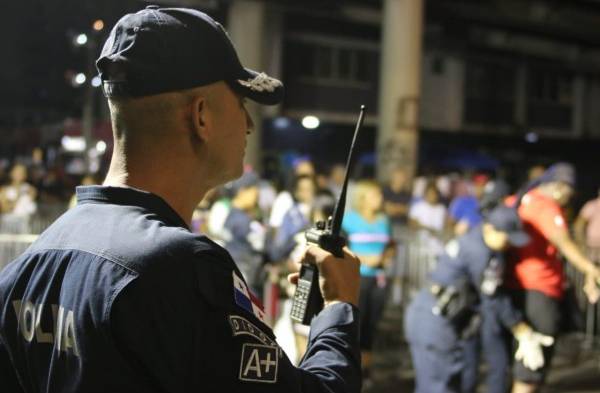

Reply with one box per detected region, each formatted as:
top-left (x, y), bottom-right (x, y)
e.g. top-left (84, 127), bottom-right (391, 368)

top-left (330, 105), bottom-right (366, 236)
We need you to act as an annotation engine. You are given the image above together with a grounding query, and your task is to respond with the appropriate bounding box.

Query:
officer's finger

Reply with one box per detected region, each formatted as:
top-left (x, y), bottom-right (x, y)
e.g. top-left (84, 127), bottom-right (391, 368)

top-left (305, 246), bottom-right (332, 265)
top-left (341, 246), bottom-right (358, 260)
top-left (288, 273), bottom-right (299, 286)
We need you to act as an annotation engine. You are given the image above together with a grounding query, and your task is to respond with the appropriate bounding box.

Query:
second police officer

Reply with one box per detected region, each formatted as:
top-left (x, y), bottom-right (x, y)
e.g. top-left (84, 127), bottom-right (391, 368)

top-left (404, 205), bottom-right (553, 393)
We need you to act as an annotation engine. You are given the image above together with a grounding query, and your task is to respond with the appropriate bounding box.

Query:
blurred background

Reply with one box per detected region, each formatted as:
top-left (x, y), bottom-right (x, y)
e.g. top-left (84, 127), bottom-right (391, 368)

top-left (2, 0), bottom-right (600, 391)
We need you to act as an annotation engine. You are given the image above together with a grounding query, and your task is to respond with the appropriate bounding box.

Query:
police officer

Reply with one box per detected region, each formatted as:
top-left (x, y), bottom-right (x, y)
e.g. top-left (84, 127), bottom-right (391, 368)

top-left (0, 7), bottom-right (362, 392)
top-left (404, 206), bottom-right (553, 393)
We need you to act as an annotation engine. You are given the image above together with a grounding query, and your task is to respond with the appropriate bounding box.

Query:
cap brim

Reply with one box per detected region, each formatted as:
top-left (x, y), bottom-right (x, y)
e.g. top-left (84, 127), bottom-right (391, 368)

top-left (227, 68), bottom-right (284, 106)
top-left (508, 231), bottom-right (530, 247)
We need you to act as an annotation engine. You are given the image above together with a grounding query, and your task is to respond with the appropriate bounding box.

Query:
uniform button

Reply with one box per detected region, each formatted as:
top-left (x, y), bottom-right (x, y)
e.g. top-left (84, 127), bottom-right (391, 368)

top-left (146, 5), bottom-right (160, 9)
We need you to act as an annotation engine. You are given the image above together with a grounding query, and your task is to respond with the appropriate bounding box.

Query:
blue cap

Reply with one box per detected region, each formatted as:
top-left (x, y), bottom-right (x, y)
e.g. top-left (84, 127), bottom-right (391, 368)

top-left (227, 171), bottom-right (259, 194)
top-left (540, 162), bottom-right (576, 187)
top-left (96, 6), bottom-right (283, 105)
top-left (486, 206), bottom-right (530, 247)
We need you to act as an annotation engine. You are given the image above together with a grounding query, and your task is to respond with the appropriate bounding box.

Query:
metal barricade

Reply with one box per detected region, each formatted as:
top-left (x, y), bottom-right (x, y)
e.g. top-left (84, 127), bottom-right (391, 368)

top-left (565, 260), bottom-right (600, 343)
top-left (391, 227), bottom-right (444, 305)
top-left (0, 203), bottom-right (66, 272)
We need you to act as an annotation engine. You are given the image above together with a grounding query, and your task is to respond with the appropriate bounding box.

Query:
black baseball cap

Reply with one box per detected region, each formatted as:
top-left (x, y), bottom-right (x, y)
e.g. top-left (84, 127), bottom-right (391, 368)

top-left (486, 206), bottom-right (530, 247)
top-left (96, 6), bottom-right (284, 105)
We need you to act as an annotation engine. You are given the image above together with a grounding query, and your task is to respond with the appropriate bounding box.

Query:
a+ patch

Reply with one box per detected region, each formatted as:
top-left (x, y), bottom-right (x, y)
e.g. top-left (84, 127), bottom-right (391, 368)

top-left (239, 343), bottom-right (278, 383)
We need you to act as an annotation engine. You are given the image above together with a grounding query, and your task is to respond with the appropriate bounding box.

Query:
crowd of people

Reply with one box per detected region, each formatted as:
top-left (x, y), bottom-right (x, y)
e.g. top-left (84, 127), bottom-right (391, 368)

top-left (1, 150), bottom-right (600, 392)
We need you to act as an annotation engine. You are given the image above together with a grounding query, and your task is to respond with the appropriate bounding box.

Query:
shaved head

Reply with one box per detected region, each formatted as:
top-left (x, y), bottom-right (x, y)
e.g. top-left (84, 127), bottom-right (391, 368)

top-left (107, 85), bottom-right (214, 140)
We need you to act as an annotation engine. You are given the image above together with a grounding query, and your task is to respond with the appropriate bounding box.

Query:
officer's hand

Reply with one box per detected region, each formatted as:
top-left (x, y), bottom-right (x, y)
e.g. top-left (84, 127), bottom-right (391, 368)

top-left (583, 273), bottom-right (600, 304)
top-left (288, 246), bottom-right (360, 307)
top-left (513, 323), bottom-right (554, 371)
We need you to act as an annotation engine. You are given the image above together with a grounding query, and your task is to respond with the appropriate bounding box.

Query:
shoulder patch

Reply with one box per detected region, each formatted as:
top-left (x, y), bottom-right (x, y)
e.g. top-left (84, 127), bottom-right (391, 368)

top-left (232, 271), bottom-right (267, 323)
top-left (228, 315), bottom-right (282, 357)
top-left (239, 343), bottom-right (278, 383)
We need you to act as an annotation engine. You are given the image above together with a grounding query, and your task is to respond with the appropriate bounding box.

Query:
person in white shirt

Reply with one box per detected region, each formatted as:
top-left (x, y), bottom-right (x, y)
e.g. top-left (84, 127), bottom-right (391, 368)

top-left (0, 164), bottom-right (37, 233)
top-left (409, 182), bottom-right (447, 257)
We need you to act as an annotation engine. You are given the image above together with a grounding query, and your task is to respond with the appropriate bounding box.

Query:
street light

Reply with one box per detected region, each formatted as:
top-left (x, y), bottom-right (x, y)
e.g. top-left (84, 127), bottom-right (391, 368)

top-left (74, 73), bottom-right (87, 85)
top-left (62, 136), bottom-right (86, 152)
top-left (92, 20), bottom-right (104, 31)
top-left (96, 140), bottom-right (107, 153)
top-left (302, 115), bottom-right (320, 129)
top-left (75, 33), bottom-right (88, 46)
top-left (91, 76), bottom-right (101, 87)
top-left (69, 24), bottom-right (102, 172)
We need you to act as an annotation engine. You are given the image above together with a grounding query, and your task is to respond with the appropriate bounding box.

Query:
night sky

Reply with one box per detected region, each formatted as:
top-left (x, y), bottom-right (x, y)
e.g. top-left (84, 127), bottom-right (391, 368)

top-left (1, 1), bottom-right (155, 127)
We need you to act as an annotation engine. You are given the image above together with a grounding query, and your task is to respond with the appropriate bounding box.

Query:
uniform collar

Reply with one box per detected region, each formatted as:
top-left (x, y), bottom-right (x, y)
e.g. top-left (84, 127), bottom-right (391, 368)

top-left (75, 185), bottom-right (189, 229)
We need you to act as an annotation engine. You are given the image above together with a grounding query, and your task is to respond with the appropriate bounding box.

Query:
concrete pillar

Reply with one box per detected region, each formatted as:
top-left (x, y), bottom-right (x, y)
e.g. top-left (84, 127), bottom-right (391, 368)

top-left (420, 53), bottom-right (464, 132)
top-left (376, 0), bottom-right (424, 183)
top-left (227, 0), bottom-right (275, 173)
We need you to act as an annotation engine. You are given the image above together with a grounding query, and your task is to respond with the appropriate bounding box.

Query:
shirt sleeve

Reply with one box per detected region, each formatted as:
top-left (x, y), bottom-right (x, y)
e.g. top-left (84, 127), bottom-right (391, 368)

top-left (408, 202), bottom-right (421, 221)
top-left (521, 196), bottom-right (567, 240)
top-left (483, 289), bottom-right (523, 330)
top-left (448, 198), bottom-right (462, 220)
top-left (270, 192), bottom-right (293, 227)
top-left (296, 303), bottom-right (362, 393)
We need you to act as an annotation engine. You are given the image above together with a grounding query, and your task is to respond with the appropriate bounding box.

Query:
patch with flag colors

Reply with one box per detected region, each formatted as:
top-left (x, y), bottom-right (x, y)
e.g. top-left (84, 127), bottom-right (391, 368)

top-left (233, 271), bottom-right (267, 324)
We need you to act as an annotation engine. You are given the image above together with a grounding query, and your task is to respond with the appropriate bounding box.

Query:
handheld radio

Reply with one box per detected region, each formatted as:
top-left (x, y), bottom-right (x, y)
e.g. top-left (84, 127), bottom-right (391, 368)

top-left (290, 105), bottom-right (366, 325)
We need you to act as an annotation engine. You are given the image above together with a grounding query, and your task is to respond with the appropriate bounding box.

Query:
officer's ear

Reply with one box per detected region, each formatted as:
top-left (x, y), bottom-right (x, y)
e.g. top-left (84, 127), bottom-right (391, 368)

top-left (190, 93), bottom-right (210, 142)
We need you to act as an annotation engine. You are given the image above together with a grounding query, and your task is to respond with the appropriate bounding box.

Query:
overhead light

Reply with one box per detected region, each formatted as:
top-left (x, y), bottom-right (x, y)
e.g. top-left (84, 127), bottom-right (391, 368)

top-left (74, 73), bottom-right (86, 85)
top-left (301, 115), bottom-right (320, 130)
top-left (273, 117), bottom-right (291, 129)
top-left (93, 19), bottom-right (104, 31)
top-left (525, 132), bottom-right (539, 143)
top-left (91, 76), bottom-right (102, 87)
top-left (62, 136), bottom-right (86, 152)
top-left (96, 140), bottom-right (107, 153)
top-left (75, 33), bottom-right (88, 46)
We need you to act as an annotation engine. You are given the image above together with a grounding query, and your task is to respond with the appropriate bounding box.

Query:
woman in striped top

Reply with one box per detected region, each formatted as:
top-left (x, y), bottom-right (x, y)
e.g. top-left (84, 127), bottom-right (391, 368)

top-left (342, 179), bottom-right (395, 383)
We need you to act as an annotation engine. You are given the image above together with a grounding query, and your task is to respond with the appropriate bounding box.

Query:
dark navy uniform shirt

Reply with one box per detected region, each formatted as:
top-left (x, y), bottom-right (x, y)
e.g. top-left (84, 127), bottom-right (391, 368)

top-left (0, 186), bottom-right (360, 393)
top-left (430, 226), bottom-right (522, 330)
top-left (405, 226), bottom-right (522, 352)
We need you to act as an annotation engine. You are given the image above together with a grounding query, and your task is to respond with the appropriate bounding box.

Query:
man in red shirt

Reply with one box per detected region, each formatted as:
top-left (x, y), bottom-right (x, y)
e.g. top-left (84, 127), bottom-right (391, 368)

top-left (507, 163), bottom-right (600, 393)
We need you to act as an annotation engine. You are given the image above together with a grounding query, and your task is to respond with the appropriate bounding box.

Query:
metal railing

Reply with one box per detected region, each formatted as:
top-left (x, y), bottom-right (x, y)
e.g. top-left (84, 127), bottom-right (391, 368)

top-left (1, 212), bottom-right (598, 341)
top-left (0, 203), bottom-right (66, 271)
